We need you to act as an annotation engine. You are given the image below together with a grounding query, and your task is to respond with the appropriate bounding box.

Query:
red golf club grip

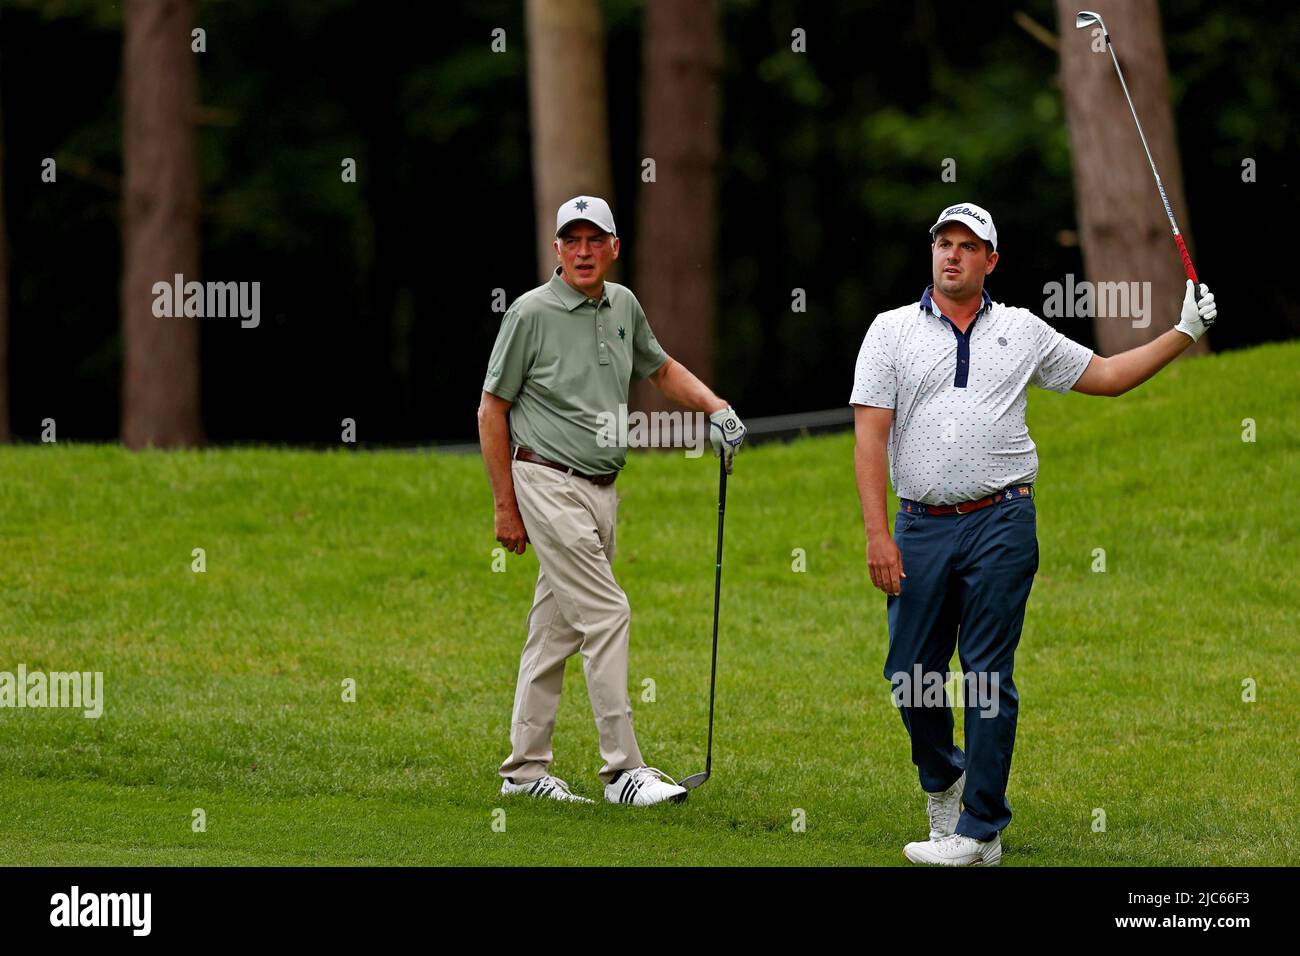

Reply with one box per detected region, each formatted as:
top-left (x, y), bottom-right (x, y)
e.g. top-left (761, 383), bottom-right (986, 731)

top-left (1174, 233), bottom-right (1198, 285)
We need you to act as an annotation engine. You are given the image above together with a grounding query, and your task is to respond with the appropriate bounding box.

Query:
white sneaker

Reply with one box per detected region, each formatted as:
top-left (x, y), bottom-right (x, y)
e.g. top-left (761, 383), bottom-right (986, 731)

top-left (500, 774), bottom-right (594, 803)
top-left (604, 767), bottom-right (687, 806)
top-left (904, 832), bottom-right (1002, 866)
top-left (925, 772), bottom-right (965, 839)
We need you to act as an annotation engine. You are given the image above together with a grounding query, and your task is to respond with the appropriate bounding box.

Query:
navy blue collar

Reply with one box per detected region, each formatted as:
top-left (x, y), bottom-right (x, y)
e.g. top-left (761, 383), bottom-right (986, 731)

top-left (919, 284), bottom-right (991, 320)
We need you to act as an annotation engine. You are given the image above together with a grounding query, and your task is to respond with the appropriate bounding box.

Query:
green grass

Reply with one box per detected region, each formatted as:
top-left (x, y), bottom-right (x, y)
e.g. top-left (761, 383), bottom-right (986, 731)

top-left (1, 341), bottom-right (1297, 866)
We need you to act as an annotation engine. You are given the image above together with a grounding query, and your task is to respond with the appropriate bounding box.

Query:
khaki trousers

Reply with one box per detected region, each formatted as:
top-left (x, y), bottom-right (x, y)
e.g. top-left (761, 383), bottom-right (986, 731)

top-left (499, 460), bottom-right (644, 785)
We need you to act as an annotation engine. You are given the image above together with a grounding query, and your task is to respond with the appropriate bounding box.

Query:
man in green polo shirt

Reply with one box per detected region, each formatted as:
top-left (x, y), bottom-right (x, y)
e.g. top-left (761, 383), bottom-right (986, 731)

top-left (478, 195), bottom-right (746, 807)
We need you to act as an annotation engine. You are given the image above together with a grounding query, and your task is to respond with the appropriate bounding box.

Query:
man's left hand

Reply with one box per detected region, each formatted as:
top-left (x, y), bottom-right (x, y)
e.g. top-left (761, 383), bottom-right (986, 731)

top-left (1174, 280), bottom-right (1217, 342)
top-left (709, 406), bottom-right (746, 474)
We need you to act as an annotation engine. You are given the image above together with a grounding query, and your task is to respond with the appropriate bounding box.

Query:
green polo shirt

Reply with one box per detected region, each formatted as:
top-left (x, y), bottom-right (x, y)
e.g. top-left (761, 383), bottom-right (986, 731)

top-left (483, 268), bottom-right (669, 474)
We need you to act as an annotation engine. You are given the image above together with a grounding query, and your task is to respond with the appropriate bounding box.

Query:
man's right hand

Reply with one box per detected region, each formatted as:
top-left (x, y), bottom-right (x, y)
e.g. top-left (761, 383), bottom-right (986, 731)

top-left (495, 506), bottom-right (529, 555)
top-left (867, 534), bottom-right (906, 595)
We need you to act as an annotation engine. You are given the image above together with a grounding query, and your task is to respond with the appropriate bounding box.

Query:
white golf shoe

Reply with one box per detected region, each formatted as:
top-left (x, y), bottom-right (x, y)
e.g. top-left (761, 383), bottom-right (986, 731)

top-left (925, 772), bottom-right (965, 839)
top-left (500, 774), bottom-right (594, 803)
top-left (604, 767), bottom-right (688, 806)
top-left (904, 832), bottom-right (1002, 866)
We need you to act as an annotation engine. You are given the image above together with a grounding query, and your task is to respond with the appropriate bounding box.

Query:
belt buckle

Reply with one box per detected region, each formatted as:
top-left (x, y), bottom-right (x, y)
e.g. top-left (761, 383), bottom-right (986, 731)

top-left (953, 502), bottom-right (966, 515)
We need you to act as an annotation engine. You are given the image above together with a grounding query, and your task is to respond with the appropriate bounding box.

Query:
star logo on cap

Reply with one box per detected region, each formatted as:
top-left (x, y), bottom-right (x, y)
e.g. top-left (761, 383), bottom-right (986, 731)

top-left (575, 199), bottom-right (589, 212)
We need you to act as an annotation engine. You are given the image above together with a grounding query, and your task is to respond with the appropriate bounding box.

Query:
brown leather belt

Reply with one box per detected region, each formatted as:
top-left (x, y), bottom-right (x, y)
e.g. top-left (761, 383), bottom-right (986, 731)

top-left (512, 447), bottom-right (618, 486)
top-left (899, 484), bottom-right (1034, 516)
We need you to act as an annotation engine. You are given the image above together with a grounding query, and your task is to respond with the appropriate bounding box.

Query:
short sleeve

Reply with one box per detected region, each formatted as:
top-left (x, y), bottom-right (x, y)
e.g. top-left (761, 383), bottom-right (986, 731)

top-left (629, 294), bottom-right (669, 380)
top-left (1027, 311), bottom-right (1093, 393)
top-left (848, 315), bottom-right (897, 408)
top-left (483, 306), bottom-right (533, 401)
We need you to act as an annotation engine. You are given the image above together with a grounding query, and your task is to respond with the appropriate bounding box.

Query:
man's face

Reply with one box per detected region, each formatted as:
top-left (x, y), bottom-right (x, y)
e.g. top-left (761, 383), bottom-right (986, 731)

top-left (554, 222), bottom-right (619, 296)
top-left (931, 222), bottom-right (997, 300)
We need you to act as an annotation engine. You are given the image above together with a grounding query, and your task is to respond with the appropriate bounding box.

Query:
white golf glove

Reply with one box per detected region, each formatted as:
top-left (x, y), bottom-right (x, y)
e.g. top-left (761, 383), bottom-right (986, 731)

top-left (708, 405), bottom-right (746, 474)
top-left (1174, 280), bottom-right (1217, 342)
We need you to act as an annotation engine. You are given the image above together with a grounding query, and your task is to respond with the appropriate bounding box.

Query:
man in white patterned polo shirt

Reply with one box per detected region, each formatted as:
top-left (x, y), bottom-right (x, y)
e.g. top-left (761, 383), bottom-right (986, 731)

top-left (850, 202), bottom-right (1217, 865)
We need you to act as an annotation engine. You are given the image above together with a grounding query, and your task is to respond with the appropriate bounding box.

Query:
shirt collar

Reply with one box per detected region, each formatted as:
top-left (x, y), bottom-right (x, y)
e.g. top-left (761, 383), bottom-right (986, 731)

top-left (919, 284), bottom-right (991, 320)
top-left (549, 267), bottom-right (609, 312)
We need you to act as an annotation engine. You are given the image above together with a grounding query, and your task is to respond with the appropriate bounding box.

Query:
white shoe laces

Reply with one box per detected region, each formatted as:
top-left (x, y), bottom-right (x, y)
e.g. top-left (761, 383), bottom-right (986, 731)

top-left (935, 834), bottom-right (978, 854)
top-left (927, 780), bottom-right (959, 833)
top-left (927, 803), bottom-right (945, 834)
top-left (544, 775), bottom-right (573, 794)
top-left (630, 767), bottom-right (678, 787)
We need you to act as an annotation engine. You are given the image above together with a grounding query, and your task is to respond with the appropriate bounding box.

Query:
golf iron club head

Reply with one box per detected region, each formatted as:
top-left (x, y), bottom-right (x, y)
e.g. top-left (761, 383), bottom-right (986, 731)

top-left (1075, 10), bottom-right (1106, 32)
top-left (678, 771), bottom-right (709, 792)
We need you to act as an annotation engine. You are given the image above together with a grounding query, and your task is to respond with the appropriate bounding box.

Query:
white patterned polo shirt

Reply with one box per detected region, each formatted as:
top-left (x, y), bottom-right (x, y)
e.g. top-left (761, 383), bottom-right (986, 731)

top-left (849, 285), bottom-right (1094, 505)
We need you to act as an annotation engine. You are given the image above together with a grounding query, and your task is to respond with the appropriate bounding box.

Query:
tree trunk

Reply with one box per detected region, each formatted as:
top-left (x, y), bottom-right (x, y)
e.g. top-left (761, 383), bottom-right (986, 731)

top-left (631, 0), bottom-right (721, 414)
top-left (525, 0), bottom-right (617, 284)
top-left (121, 0), bottom-right (203, 448)
top-left (1057, 0), bottom-right (1205, 355)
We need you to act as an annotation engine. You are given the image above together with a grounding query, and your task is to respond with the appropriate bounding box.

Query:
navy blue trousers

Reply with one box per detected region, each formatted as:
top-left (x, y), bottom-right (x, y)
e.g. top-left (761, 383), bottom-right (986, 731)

top-left (884, 493), bottom-right (1039, 841)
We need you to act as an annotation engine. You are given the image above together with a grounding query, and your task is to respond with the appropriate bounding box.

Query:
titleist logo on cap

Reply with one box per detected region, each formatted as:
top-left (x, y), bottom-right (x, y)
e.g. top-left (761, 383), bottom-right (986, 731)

top-left (941, 205), bottom-right (988, 226)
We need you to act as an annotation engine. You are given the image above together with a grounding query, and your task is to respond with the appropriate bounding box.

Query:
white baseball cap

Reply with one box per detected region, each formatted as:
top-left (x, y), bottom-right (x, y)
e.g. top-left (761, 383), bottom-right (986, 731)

top-left (555, 195), bottom-right (617, 237)
top-left (930, 202), bottom-right (997, 251)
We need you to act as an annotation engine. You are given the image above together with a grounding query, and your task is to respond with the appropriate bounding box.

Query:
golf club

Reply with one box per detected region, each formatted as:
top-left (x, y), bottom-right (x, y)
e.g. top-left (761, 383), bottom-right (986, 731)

top-left (679, 453), bottom-right (728, 792)
top-left (1075, 10), bottom-right (1200, 284)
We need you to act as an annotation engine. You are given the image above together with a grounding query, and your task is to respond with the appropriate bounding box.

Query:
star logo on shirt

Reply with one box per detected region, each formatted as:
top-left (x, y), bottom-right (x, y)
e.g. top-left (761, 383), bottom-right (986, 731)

top-left (618, 325), bottom-right (626, 339)
top-left (575, 199), bottom-right (589, 212)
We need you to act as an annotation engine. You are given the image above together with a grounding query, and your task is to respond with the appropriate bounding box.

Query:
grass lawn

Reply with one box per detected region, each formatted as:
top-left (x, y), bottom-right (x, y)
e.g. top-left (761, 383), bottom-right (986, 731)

top-left (0, 341), bottom-right (1296, 866)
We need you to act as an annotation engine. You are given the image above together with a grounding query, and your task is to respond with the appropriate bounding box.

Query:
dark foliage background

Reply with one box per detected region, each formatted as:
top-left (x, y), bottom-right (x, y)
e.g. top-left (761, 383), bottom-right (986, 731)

top-left (2, 0), bottom-right (1294, 443)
